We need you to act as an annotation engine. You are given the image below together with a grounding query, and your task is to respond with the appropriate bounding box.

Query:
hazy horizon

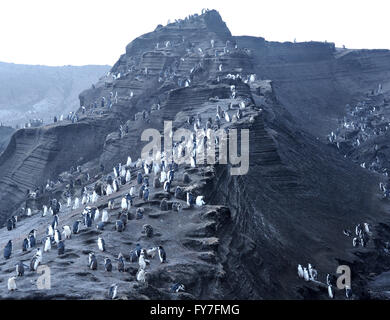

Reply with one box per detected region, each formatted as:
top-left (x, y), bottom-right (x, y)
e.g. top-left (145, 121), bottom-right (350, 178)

top-left (1, 0), bottom-right (389, 67)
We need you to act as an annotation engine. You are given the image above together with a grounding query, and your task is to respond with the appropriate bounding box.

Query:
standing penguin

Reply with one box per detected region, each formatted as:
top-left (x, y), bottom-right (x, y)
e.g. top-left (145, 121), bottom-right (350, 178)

top-left (98, 237), bottom-right (106, 252)
top-left (28, 234), bottom-right (36, 248)
top-left (129, 186), bottom-right (135, 197)
top-left (121, 197), bottom-right (128, 211)
top-left (4, 240), bottom-right (12, 259)
top-left (158, 246), bottom-right (166, 263)
top-left (104, 258), bottom-right (112, 272)
top-left (84, 214), bottom-right (92, 228)
top-left (57, 241), bottom-right (65, 255)
top-left (195, 196), bottom-right (205, 207)
top-left (115, 220), bottom-right (124, 232)
top-left (109, 284), bottom-right (118, 300)
top-left (54, 229), bottom-right (62, 245)
top-left (7, 277), bottom-right (17, 291)
top-left (22, 238), bottom-right (29, 252)
top-left (102, 209), bottom-right (109, 223)
top-left (73, 198), bottom-right (80, 210)
top-left (139, 250), bottom-right (149, 270)
top-left (117, 253), bottom-right (125, 272)
top-left (297, 264), bottom-right (304, 278)
top-left (137, 172), bottom-right (143, 184)
top-left (15, 261), bottom-right (25, 277)
top-left (62, 225), bottom-right (72, 239)
top-left (44, 236), bottom-right (51, 252)
top-left (136, 269), bottom-right (147, 282)
top-left (72, 220), bottom-right (82, 234)
top-left (303, 267), bottom-right (310, 281)
top-left (88, 253), bottom-right (98, 270)
top-left (328, 285), bottom-right (334, 299)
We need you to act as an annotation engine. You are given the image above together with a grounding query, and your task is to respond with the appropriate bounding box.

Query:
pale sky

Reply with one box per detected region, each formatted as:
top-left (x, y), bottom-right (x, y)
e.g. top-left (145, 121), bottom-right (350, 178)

top-left (0, 0), bottom-right (389, 66)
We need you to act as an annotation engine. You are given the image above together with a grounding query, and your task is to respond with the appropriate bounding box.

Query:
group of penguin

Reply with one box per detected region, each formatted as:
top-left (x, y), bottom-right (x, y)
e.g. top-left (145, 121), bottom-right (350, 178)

top-left (343, 222), bottom-right (371, 248)
top-left (297, 263), bottom-right (352, 299)
top-left (3, 148), bottom-right (206, 298)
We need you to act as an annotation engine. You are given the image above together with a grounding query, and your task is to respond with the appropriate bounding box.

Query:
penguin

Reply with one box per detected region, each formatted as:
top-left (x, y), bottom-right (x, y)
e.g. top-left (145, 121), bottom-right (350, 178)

top-left (44, 236), bottom-right (51, 252)
top-left (4, 240), bottom-right (12, 259)
top-left (125, 170), bottom-right (131, 183)
top-left (364, 223), bottom-right (370, 234)
top-left (328, 285), bottom-right (334, 299)
top-left (308, 264), bottom-right (317, 280)
top-left (52, 214), bottom-right (59, 229)
top-left (102, 210), bottom-right (109, 223)
top-left (54, 229), bottom-right (62, 244)
top-left (22, 238), bottom-right (29, 252)
top-left (143, 188), bottom-right (150, 201)
top-left (158, 246), bottom-right (166, 263)
top-left (88, 252), bottom-right (98, 270)
top-left (117, 253), bottom-right (125, 272)
top-left (84, 214), bottom-right (92, 228)
top-left (186, 192), bottom-right (194, 207)
top-left (7, 277), bottom-right (17, 291)
top-left (73, 198), bottom-right (80, 210)
top-left (57, 241), bottom-right (65, 255)
top-left (42, 205), bottom-right (48, 216)
top-left (170, 283), bottom-right (185, 293)
top-left (139, 251), bottom-right (148, 270)
top-left (126, 156), bottom-right (132, 167)
top-left (104, 258), bottom-right (112, 272)
top-left (115, 220), bottom-right (124, 232)
top-left (28, 234), bottom-right (36, 248)
top-left (109, 284), bottom-right (118, 300)
top-left (303, 267), bottom-right (310, 281)
top-left (163, 181), bottom-right (171, 193)
top-left (15, 261), bottom-right (25, 277)
top-left (91, 191), bottom-right (99, 203)
top-left (136, 208), bottom-right (144, 220)
top-left (196, 196), bottom-right (205, 207)
top-left (47, 224), bottom-right (54, 237)
top-left (30, 255), bottom-right (40, 271)
top-left (11, 216), bottom-right (17, 228)
top-left (106, 184), bottom-right (113, 196)
top-left (345, 286), bottom-right (352, 299)
top-left (62, 225), bottom-right (72, 239)
top-left (353, 237), bottom-right (358, 247)
top-left (135, 244), bottom-right (142, 258)
top-left (67, 197), bottom-right (72, 208)
top-left (121, 197), bottom-right (127, 211)
top-left (129, 186), bottom-right (135, 197)
top-left (137, 172), bottom-right (143, 184)
top-left (120, 212), bottom-right (128, 226)
top-left (98, 237), bottom-right (106, 252)
top-left (297, 264), bottom-right (304, 278)
top-left (73, 220), bottom-right (82, 234)
top-left (129, 250), bottom-right (138, 262)
top-left (160, 171), bottom-right (167, 183)
top-left (136, 269), bottom-right (147, 282)
top-left (27, 208), bottom-right (32, 217)
top-left (7, 219), bottom-right (13, 231)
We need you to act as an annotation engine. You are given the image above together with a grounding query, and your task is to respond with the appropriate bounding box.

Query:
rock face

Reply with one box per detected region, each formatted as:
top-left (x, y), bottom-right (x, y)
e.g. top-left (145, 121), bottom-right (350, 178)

top-left (0, 62), bottom-right (110, 127)
top-left (0, 9), bottom-right (389, 299)
top-left (0, 126), bottom-right (15, 154)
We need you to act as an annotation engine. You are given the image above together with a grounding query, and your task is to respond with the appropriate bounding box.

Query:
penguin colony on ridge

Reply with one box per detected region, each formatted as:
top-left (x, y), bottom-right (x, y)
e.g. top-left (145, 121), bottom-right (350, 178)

top-left (1, 11), bottom-right (263, 298)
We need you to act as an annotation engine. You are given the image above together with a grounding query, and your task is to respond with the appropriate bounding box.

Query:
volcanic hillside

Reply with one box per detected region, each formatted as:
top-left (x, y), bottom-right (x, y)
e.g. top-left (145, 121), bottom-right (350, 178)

top-left (0, 10), bottom-right (390, 299)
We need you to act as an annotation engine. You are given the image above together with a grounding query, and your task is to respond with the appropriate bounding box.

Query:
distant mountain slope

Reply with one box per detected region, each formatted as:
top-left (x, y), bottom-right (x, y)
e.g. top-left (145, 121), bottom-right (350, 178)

top-left (0, 62), bottom-right (110, 127)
